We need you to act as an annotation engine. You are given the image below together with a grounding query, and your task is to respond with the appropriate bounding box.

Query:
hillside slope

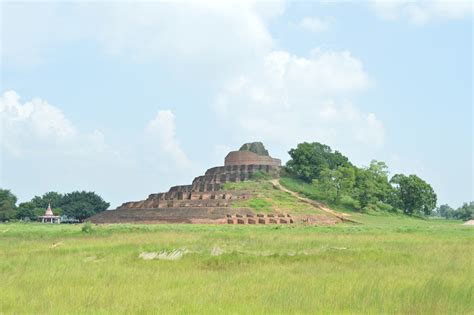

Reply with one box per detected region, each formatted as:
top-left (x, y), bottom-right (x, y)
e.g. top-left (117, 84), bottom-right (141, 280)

top-left (224, 179), bottom-right (342, 224)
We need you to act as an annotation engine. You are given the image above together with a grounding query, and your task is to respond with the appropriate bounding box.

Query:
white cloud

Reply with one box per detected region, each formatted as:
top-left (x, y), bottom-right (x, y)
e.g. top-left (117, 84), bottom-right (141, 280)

top-left (298, 16), bottom-right (334, 33)
top-left (0, 90), bottom-right (131, 166)
top-left (371, 0), bottom-right (473, 24)
top-left (2, 1), bottom-right (284, 73)
top-left (0, 90), bottom-right (77, 157)
top-left (145, 110), bottom-right (192, 171)
top-left (213, 49), bottom-right (383, 152)
top-left (0, 90), bottom-right (195, 207)
top-left (0, 91), bottom-right (192, 171)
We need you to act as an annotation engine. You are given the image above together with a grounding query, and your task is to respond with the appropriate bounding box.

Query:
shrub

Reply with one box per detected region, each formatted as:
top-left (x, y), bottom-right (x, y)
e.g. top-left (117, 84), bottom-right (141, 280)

top-left (340, 195), bottom-right (360, 210)
top-left (376, 201), bottom-right (395, 213)
top-left (81, 222), bottom-right (93, 233)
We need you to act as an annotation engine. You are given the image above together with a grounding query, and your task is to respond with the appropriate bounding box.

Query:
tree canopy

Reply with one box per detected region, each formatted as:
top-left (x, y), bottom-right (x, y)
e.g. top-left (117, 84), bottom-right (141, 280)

top-left (285, 142), bottom-right (438, 215)
top-left (31, 191), bottom-right (64, 209)
top-left (286, 142), bottom-right (351, 182)
top-left (435, 202), bottom-right (473, 221)
top-left (454, 202), bottom-right (473, 221)
top-left (61, 191), bottom-right (109, 221)
top-left (0, 189), bottom-right (17, 221)
top-left (1, 190), bottom-right (109, 222)
top-left (390, 174), bottom-right (437, 215)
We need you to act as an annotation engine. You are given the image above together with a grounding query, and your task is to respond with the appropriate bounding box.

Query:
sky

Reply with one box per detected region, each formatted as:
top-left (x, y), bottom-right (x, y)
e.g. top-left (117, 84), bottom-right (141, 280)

top-left (1, 0), bottom-right (472, 209)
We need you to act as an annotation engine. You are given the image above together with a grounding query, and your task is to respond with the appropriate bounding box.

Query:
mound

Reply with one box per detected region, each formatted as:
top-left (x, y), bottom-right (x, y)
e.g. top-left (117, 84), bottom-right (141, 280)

top-left (89, 142), bottom-right (339, 225)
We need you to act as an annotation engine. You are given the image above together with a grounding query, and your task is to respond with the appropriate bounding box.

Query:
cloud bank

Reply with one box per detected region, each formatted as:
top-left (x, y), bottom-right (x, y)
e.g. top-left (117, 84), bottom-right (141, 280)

top-left (145, 110), bottom-right (192, 171)
top-left (213, 49), bottom-right (383, 151)
top-left (0, 91), bottom-right (193, 207)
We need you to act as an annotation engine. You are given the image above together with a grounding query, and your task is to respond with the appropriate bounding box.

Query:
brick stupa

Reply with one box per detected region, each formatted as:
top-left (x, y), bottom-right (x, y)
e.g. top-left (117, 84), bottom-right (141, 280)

top-left (89, 142), bottom-right (281, 224)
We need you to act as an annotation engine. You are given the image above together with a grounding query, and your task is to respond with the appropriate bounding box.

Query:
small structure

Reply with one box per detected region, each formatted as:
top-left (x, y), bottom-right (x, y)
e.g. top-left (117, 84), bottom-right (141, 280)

top-left (38, 203), bottom-right (61, 224)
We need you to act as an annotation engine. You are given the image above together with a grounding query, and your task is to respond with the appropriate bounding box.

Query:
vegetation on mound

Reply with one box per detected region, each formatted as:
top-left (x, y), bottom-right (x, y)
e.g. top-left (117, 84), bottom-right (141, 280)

top-left (224, 180), bottom-right (325, 215)
top-left (0, 220), bottom-right (472, 314)
top-left (284, 142), bottom-right (438, 216)
top-left (239, 141), bottom-right (269, 156)
top-left (282, 141), bottom-right (472, 221)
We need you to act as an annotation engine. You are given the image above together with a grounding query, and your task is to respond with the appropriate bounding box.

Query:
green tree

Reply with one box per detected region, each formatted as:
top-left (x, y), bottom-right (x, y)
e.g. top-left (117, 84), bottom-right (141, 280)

top-left (0, 189), bottom-right (18, 221)
top-left (16, 201), bottom-right (63, 220)
top-left (31, 191), bottom-right (64, 209)
top-left (436, 204), bottom-right (455, 219)
top-left (352, 161), bottom-right (394, 210)
top-left (61, 191), bottom-right (109, 221)
top-left (454, 202), bottom-right (473, 221)
top-left (315, 166), bottom-right (356, 203)
top-left (390, 174), bottom-right (437, 215)
top-left (354, 168), bottom-right (378, 209)
top-left (16, 202), bottom-right (36, 220)
top-left (286, 142), bottom-right (351, 182)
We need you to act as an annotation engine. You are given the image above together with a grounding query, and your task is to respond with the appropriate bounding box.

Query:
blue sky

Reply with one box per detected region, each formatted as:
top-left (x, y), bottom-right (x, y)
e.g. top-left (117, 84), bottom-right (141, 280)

top-left (1, 0), bottom-right (472, 208)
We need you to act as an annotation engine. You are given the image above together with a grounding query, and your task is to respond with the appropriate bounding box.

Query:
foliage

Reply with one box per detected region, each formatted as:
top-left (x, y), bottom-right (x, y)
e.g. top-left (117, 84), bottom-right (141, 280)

top-left (17, 202), bottom-right (65, 220)
top-left (31, 191), bottom-right (64, 209)
top-left (239, 142), bottom-right (269, 156)
top-left (7, 190), bottom-right (109, 221)
top-left (285, 160), bottom-right (398, 213)
top-left (314, 166), bottom-right (356, 203)
top-left (390, 174), bottom-right (437, 215)
top-left (0, 189), bottom-right (17, 221)
top-left (354, 161), bottom-right (395, 209)
top-left (453, 202), bottom-right (473, 221)
top-left (433, 202), bottom-right (473, 221)
top-left (286, 142), bottom-right (351, 182)
top-left (285, 141), bottom-right (438, 216)
top-left (16, 202), bottom-right (36, 220)
top-left (435, 204), bottom-right (455, 219)
top-left (61, 191), bottom-right (110, 221)
top-left (81, 222), bottom-right (93, 233)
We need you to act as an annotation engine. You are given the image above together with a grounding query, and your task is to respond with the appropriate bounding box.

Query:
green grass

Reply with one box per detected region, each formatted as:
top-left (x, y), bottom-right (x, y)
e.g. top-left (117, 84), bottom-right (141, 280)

top-left (0, 218), bottom-right (472, 314)
top-left (280, 176), bottom-right (393, 214)
top-left (280, 176), bottom-right (324, 201)
top-left (224, 180), bottom-right (325, 214)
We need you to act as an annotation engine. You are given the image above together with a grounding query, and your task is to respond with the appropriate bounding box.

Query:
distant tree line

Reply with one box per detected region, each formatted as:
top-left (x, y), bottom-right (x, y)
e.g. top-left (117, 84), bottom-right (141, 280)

top-left (433, 203), bottom-right (473, 221)
top-left (0, 189), bottom-right (109, 222)
top-left (285, 142), bottom-right (442, 216)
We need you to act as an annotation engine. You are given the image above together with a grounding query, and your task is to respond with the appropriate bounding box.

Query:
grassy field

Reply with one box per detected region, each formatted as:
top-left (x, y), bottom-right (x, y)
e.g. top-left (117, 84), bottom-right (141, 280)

top-left (0, 217), bottom-right (472, 314)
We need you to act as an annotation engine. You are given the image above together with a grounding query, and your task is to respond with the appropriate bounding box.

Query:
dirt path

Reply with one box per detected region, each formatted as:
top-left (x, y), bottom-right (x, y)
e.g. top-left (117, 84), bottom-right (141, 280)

top-left (271, 179), bottom-right (357, 223)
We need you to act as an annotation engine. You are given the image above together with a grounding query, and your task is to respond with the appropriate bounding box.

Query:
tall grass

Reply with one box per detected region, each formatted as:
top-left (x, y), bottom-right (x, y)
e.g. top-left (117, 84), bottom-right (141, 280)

top-left (0, 219), bottom-right (472, 314)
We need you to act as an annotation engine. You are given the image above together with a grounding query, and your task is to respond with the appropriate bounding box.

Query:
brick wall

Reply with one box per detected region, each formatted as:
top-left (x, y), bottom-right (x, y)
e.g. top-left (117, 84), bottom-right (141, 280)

top-left (224, 151), bottom-right (281, 166)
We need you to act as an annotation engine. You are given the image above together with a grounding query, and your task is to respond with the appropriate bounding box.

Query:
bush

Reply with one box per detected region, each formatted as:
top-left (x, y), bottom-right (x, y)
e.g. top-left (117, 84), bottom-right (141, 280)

top-left (340, 195), bottom-right (360, 210)
top-left (81, 222), bottom-right (93, 233)
top-left (361, 204), bottom-right (379, 214)
top-left (376, 201), bottom-right (395, 213)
